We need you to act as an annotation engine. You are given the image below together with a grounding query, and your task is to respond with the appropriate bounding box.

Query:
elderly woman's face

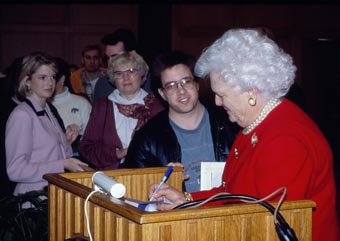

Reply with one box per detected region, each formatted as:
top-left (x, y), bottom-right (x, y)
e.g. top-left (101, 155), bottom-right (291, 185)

top-left (113, 62), bottom-right (142, 99)
top-left (210, 72), bottom-right (249, 128)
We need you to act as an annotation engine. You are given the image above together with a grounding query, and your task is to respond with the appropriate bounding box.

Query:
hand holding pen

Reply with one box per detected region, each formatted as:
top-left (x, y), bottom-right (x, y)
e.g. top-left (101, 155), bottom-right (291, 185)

top-left (149, 166), bottom-right (173, 201)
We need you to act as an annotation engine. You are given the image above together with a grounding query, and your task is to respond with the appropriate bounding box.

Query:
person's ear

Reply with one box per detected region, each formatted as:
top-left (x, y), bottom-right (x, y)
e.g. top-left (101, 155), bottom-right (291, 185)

top-left (25, 75), bottom-right (31, 85)
top-left (129, 50), bottom-right (137, 56)
top-left (195, 79), bottom-right (199, 91)
top-left (60, 75), bottom-right (66, 85)
top-left (247, 88), bottom-right (259, 107)
top-left (158, 88), bottom-right (167, 102)
top-left (25, 76), bottom-right (31, 92)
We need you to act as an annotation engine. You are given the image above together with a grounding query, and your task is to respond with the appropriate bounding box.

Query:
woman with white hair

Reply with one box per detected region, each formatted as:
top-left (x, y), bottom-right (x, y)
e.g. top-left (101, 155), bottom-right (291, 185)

top-left (79, 52), bottom-right (164, 170)
top-left (148, 29), bottom-right (340, 241)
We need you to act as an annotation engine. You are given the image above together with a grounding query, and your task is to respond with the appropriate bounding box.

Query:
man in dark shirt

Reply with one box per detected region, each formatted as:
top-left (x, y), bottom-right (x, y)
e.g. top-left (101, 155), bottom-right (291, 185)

top-left (124, 51), bottom-right (237, 192)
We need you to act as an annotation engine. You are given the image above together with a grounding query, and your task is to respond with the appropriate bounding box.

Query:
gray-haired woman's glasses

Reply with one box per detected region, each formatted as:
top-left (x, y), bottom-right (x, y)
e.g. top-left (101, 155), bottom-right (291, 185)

top-left (114, 68), bottom-right (139, 80)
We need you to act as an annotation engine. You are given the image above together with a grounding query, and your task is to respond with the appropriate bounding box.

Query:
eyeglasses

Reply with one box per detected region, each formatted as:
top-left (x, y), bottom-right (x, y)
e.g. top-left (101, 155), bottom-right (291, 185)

top-left (113, 68), bottom-right (139, 79)
top-left (34, 74), bottom-right (56, 82)
top-left (162, 77), bottom-right (195, 94)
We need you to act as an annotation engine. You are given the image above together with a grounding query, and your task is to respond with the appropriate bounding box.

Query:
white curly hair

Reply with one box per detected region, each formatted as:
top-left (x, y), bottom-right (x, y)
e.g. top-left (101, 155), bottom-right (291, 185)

top-left (195, 28), bottom-right (297, 100)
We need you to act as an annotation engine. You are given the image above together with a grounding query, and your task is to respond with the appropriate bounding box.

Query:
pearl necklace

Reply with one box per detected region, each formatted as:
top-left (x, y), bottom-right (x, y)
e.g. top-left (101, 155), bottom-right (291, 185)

top-left (242, 98), bottom-right (282, 135)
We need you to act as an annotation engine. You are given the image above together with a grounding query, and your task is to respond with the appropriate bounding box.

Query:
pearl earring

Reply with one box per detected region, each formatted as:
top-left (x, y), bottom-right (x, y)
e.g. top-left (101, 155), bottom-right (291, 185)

top-left (248, 97), bottom-right (256, 106)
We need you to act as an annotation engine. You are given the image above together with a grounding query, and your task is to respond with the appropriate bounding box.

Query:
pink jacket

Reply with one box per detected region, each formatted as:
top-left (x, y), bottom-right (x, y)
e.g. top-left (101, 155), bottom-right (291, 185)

top-left (6, 96), bottom-right (72, 195)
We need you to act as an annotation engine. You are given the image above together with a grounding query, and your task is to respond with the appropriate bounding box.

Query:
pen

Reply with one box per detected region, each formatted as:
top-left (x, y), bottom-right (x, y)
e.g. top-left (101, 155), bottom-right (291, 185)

top-left (149, 166), bottom-right (173, 201)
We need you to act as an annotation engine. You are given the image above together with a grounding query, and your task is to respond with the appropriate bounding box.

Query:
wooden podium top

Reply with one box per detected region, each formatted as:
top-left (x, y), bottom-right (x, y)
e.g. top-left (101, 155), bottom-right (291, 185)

top-left (44, 167), bottom-right (315, 225)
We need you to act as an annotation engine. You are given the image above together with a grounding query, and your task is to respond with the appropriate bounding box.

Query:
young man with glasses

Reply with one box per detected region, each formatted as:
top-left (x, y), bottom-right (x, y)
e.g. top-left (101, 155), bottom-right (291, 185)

top-left (123, 51), bottom-right (237, 192)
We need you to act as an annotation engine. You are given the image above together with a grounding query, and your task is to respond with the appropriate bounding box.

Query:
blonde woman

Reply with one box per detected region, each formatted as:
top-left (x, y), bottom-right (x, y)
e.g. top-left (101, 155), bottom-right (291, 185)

top-left (6, 52), bottom-right (88, 196)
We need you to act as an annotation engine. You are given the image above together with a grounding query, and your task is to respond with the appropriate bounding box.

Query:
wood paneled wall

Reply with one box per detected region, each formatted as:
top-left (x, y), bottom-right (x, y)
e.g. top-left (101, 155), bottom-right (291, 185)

top-left (171, 4), bottom-right (340, 82)
top-left (1, 4), bottom-right (340, 71)
top-left (0, 4), bottom-right (139, 69)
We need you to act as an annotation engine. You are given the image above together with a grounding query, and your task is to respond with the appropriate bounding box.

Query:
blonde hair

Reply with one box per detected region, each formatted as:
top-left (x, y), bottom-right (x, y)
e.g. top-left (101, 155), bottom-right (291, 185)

top-left (18, 52), bottom-right (57, 97)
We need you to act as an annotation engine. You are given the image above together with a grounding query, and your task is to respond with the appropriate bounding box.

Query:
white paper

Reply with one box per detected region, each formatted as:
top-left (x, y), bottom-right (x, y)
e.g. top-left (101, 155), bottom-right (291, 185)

top-left (200, 162), bottom-right (226, 191)
top-left (123, 198), bottom-right (172, 212)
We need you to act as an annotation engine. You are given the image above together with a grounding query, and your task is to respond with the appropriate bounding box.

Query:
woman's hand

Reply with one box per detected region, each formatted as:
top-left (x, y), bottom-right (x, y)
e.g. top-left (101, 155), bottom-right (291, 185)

top-left (64, 158), bottom-right (88, 172)
top-left (167, 162), bottom-right (190, 181)
top-left (65, 124), bottom-right (80, 144)
top-left (148, 183), bottom-right (187, 211)
top-left (116, 148), bottom-right (128, 159)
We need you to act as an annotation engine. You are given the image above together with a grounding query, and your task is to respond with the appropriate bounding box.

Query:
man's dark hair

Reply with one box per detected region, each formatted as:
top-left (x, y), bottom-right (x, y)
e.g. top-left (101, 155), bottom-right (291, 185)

top-left (151, 50), bottom-right (197, 92)
top-left (54, 57), bottom-right (75, 93)
top-left (2, 56), bottom-right (24, 101)
top-left (68, 64), bottom-right (78, 70)
top-left (81, 44), bottom-right (102, 57)
top-left (101, 28), bottom-right (138, 52)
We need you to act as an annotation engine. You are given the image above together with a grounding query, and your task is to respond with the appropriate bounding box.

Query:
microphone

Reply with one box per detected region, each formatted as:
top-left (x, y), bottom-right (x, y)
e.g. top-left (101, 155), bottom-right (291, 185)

top-left (92, 171), bottom-right (126, 198)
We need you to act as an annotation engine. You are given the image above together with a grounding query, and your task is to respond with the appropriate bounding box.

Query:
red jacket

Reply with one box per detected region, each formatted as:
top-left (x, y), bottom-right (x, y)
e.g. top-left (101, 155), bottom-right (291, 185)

top-left (79, 94), bottom-right (164, 170)
top-left (191, 99), bottom-right (340, 241)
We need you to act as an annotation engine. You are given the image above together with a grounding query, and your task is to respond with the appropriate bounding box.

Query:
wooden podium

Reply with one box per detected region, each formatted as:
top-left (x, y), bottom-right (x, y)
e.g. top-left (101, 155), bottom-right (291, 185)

top-left (43, 167), bottom-right (315, 241)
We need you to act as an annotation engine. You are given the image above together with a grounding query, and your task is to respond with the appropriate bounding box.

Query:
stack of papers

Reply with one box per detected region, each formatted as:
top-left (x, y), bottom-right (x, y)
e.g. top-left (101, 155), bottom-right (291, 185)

top-left (200, 162), bottom-right (226, 191)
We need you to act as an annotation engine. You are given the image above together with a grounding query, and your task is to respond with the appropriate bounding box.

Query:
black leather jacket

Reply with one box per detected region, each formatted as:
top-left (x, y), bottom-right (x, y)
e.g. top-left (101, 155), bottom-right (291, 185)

top-left (123, 105), bottom-right (238, 168)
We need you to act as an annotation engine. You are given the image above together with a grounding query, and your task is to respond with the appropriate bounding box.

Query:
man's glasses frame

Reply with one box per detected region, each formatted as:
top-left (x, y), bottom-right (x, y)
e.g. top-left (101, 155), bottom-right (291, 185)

top-left (162, 77), bottom-right (196, 94)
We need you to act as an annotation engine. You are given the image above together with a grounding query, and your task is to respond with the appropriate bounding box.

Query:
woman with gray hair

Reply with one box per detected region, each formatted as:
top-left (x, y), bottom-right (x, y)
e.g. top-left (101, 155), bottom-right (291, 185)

top-left (147, 29), bottom-right (339, 241)
top-left (79, 52), bottom-right (164, 170)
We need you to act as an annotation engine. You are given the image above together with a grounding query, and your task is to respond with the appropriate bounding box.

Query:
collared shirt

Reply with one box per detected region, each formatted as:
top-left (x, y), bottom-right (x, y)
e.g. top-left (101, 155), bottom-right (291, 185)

top-left (80, 70), bottom-right (106, 102)
top-left (108, 89), bottom-right (148, 148)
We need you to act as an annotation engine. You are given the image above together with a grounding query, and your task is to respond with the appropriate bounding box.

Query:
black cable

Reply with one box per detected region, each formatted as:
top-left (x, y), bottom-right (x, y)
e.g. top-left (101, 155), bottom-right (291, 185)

top-left (174, 194), bottom-right (298, 241)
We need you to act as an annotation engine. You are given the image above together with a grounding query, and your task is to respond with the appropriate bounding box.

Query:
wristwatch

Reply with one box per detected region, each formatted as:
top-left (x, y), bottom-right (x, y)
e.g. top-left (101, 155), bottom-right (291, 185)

top-left (183, 192), bottom-right (193, 201)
